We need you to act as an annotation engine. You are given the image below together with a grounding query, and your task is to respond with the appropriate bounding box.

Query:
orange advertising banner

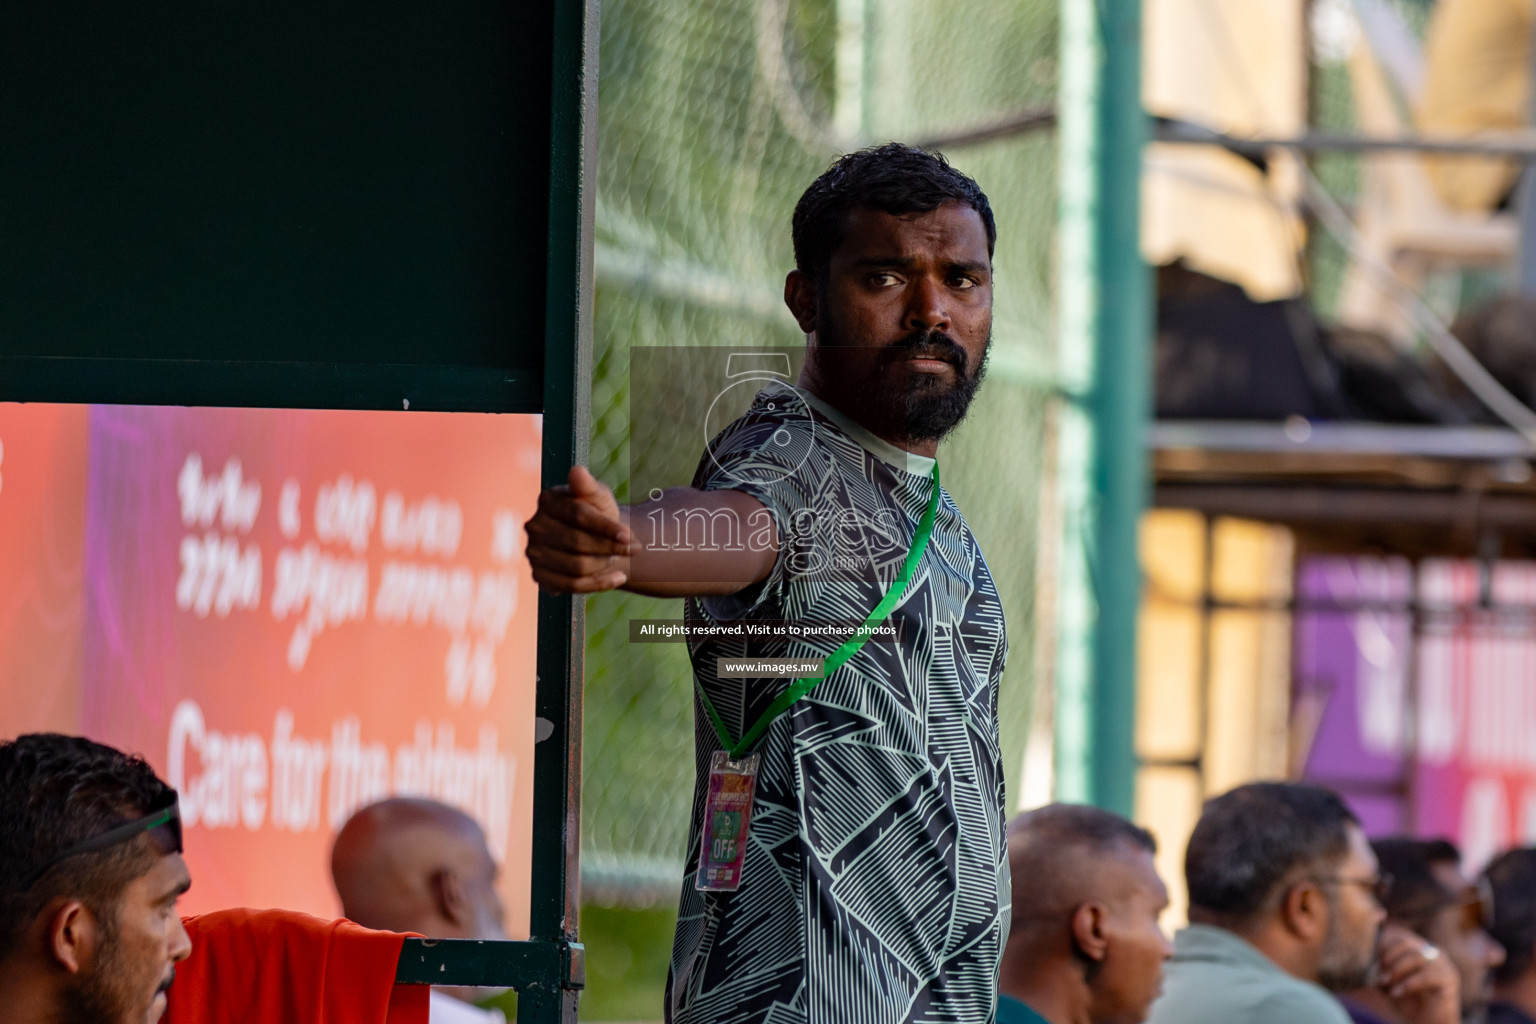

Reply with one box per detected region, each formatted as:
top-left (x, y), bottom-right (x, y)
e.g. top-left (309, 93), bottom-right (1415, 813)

top-left (0, 403), bottom-right (540, 933)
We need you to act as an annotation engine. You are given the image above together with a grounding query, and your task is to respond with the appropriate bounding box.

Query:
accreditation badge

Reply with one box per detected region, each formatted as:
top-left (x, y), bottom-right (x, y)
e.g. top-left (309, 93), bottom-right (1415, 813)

top-left (695, 750), bottom-right (760, 891)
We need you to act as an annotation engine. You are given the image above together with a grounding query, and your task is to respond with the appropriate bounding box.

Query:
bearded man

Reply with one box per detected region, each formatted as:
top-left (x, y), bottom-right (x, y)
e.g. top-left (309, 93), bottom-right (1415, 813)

top-left (0, 732), bottom-right (192, 1024)
top-left (1144, 783), bottom-right (1457, 1024)
top-left (525, 143), bottom-right (1008, 1024)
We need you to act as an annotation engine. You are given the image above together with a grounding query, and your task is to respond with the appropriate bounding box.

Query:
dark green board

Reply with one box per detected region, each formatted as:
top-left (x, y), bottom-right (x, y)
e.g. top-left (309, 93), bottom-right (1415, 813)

top-left (0, 2), bottom-right (597, 1020)
top-left (0, 0), bottom-right (569, 411)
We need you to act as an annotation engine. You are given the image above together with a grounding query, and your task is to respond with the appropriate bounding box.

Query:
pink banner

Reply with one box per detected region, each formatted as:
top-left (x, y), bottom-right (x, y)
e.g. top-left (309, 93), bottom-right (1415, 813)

top-left (1298, 556), bottom-right (1536, 868)
top-left (0, 403), bottom-right (541, 931)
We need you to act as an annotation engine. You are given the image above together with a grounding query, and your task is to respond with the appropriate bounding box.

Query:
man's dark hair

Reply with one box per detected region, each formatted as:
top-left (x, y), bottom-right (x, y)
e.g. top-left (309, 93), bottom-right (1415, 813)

top-left (1371, 837), bottom-right (1461, 925)
top-left (791, 143), bottom-right (996, 282)
top-left (0, 733), bottom-right (176, 960)
top-left (1007, 804), bottom-right (1157, 941)
top-left (1484, 848), bottom-right (1536, 986)
top-left (1185, 782), bottom-right (1359, 922)
top-left (1008, 802), bottom-right (1156, 858)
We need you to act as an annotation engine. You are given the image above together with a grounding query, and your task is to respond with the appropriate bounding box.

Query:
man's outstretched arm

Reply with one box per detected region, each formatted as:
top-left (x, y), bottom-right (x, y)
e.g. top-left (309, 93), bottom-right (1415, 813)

top-left (524, 466), bottom-right (779, 597)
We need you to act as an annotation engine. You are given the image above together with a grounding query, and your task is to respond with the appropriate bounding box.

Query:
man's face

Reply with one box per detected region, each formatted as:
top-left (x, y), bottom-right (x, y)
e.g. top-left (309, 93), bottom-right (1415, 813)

top-left (441, 836), bottom-right (511, 1004)
top-left (61, 853), bottom-right (192, 1024)
top-left (801, 202), bottom-right (993, 447)
top-left (1316, 825), bottom-right (1388, 991)
top-left (469, 846), bottom-right (509, 943)
top-left (1420, 861), bottom-right (1505, 1016)
top-left (1088, 849), bottom-right (1174, 1024)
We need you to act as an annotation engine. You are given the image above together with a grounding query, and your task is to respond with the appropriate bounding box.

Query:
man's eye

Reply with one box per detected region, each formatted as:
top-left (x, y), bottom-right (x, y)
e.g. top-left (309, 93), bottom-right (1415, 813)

top-left (869, 273), bottom-right (899, 287)
top-left (950, 276), bottom-right (976, 290)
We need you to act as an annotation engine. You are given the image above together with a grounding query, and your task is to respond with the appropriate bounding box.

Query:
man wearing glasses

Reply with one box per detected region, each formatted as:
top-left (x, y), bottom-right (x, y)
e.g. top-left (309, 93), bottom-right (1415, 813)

top-left (1145, 783), bottom-right (1459, 1024)
top-left (1340, 838), bottom-right (1504, 1024)
top-left (0, 733), bottom-right (191, 1024)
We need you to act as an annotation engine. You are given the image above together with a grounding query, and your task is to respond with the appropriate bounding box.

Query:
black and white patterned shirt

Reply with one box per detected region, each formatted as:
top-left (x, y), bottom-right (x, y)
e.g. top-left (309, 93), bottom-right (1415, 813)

top-left (666, 380), bottom-right (1010, 1024)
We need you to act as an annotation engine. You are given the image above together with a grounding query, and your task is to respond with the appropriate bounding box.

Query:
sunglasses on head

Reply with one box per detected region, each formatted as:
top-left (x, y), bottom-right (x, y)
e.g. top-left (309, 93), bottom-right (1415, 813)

top-left (15, 790), bottom-right (183, 893)
top-left (1399, 878), bottom-right (1496, 934)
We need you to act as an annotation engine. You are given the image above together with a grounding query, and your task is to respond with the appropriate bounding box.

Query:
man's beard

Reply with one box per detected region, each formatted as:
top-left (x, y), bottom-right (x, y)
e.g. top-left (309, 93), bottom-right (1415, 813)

top-left (58, 914), bottom-right (174, 1024)
top-left (813, 307), bottom-right (990, 446)
top-left (1315, 912), bottom-right (1376, 992)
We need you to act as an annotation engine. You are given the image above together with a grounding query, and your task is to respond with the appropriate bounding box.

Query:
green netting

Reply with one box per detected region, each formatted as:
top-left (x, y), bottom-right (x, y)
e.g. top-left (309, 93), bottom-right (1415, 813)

top-left (582, 0), bottom-right (1061, 904)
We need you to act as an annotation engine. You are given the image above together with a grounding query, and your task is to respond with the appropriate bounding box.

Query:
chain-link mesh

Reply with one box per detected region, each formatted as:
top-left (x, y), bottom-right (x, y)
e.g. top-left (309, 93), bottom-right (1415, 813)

top-left (1307, 0), bottom-right (1474, 323)
top-left (582, 0), bottom-right (1062, 904)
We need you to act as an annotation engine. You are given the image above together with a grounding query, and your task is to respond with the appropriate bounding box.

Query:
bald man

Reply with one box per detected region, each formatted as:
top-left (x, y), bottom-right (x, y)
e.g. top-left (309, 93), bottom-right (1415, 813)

top-left (999, 804), bottom-right (1173, 1024)
top-left (331, 798), bottom-right (508, 1024)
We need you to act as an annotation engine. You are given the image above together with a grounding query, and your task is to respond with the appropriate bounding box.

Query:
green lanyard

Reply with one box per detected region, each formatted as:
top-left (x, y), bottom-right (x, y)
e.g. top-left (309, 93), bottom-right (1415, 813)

top-left (697, 463), bottom-right (941, 759)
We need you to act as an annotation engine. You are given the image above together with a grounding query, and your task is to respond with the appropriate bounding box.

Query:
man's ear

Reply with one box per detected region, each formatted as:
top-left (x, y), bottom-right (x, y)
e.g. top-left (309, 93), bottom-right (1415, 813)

top-left (784, 270), bottom-right (818, 336)
top-left (1070, 902), bottom-right (1111, 964)
top-left (1279, 881), bottom-right (1328, 943)
top-left (430, 869), bottom-right (472, 933)
top-left (47, 900), bottom-right (96, 974)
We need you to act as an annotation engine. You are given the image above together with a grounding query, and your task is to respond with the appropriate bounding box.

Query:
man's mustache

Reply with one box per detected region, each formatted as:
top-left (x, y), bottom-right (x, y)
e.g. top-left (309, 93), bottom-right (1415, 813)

top-left (157, 968), bottom-right (176, 996)
top-left (883, 330), bottom-right (969, 374)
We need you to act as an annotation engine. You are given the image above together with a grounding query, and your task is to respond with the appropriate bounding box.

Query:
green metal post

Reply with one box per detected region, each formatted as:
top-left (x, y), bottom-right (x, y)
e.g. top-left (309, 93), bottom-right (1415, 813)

top-left (523, 0), bottom-right (598, 1021)
top-left (1053, 0), bottom-right (1151, 816)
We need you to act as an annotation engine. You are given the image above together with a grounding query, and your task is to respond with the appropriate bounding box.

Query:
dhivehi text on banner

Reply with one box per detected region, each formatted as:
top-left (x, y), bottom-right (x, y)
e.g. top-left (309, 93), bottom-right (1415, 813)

top-left (0, 403), bottom-right (540, 932)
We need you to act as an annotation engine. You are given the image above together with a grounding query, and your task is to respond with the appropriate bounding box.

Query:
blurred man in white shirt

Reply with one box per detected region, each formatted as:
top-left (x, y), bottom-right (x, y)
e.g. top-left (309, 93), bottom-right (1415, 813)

top-left (332, 798), bottom-right (508, 1024)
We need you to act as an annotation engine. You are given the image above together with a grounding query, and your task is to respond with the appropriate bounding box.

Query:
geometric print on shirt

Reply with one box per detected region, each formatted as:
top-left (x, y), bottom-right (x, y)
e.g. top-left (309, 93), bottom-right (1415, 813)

top-left (666, 381), bottom-right (1010, 1024)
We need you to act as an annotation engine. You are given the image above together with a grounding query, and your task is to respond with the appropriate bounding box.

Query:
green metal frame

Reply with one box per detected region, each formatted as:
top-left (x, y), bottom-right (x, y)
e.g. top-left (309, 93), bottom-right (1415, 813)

top-left (0, 0), bottom-right (599, 1019)
top-left (517, 0), bottom-right (600, 1020)
top-left (397, 937), bottom-right (586, 1008)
